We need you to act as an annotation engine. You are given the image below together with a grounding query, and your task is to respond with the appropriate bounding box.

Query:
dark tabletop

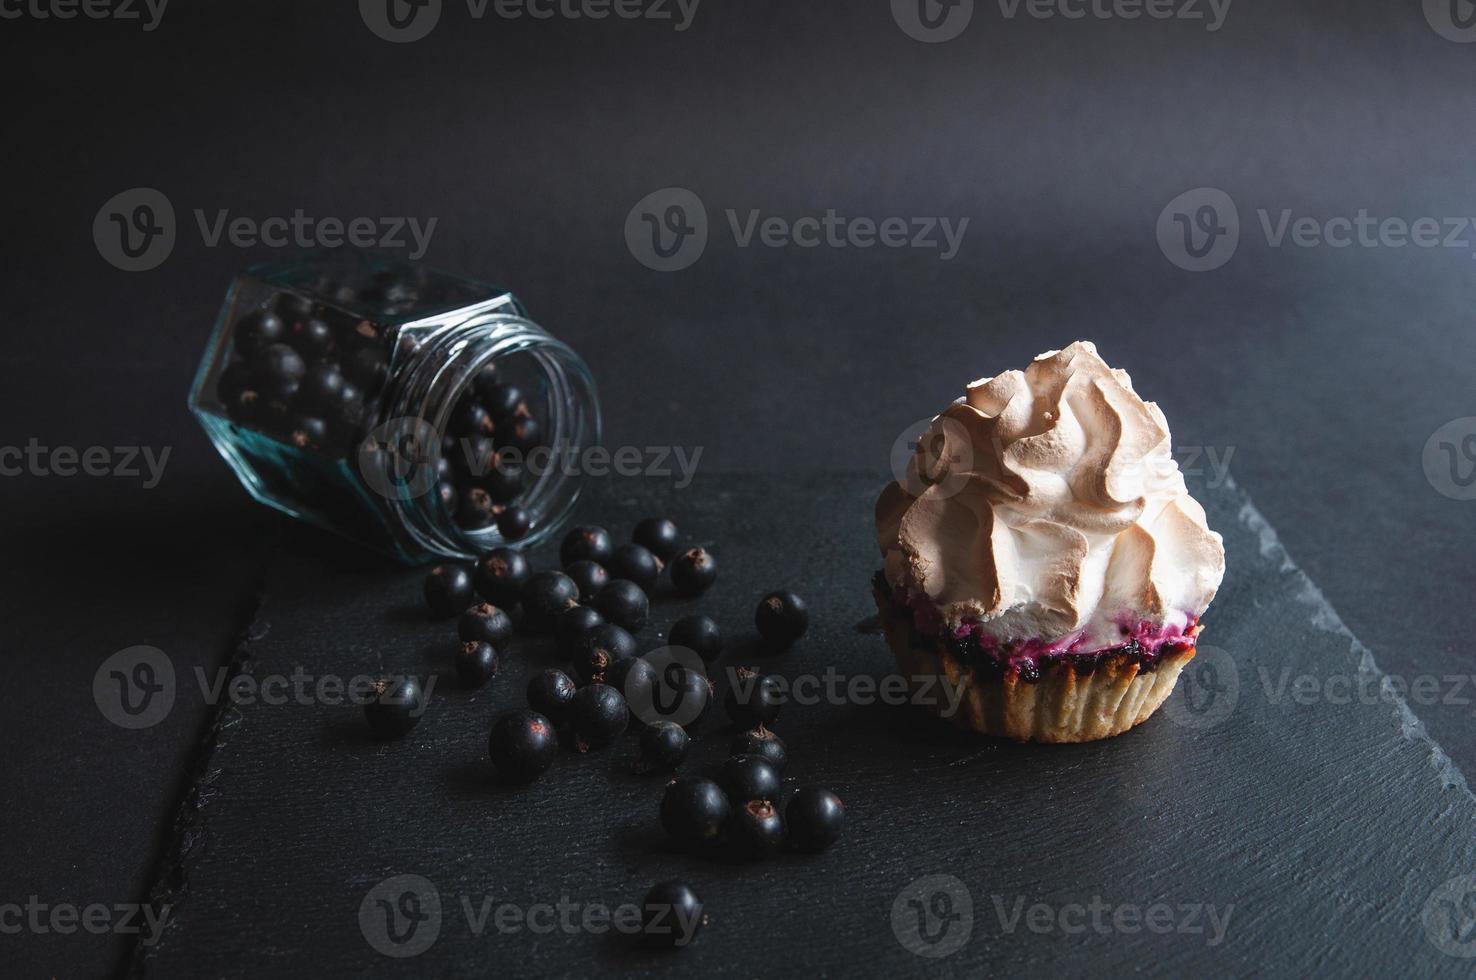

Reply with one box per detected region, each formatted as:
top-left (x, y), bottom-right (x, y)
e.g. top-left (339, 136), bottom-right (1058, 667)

top-left (3, 0), bottom-right (1475, 977)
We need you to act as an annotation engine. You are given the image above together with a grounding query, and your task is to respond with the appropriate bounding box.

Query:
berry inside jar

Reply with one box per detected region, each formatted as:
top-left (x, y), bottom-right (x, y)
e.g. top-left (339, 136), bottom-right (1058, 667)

top-left (190, 255), bottom-right (600, 562)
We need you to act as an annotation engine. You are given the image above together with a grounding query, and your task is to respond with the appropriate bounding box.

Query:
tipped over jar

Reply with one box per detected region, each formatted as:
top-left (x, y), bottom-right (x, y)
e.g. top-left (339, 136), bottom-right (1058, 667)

top-left (188, 254), bottom-right (601, 562)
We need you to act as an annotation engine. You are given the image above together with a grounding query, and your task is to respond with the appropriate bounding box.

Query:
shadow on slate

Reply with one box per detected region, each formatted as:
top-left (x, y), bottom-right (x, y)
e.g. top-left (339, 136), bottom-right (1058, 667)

top-left (128, 473), bottom-right (1476, 978)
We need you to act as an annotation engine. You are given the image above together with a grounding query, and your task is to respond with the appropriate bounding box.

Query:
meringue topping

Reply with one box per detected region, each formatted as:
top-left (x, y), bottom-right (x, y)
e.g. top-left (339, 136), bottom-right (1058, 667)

top-left (875, 341), bottom-right (1225, 652)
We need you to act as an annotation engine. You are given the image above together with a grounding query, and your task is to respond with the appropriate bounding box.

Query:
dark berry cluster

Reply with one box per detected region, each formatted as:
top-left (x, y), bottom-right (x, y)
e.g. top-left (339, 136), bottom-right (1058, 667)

top-left (438, 365), bottom-right (541, 539)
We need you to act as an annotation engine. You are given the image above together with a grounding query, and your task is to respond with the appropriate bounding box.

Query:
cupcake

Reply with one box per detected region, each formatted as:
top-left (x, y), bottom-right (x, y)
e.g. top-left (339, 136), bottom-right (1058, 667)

top-left (874, 341), bottom-right (1225, 743)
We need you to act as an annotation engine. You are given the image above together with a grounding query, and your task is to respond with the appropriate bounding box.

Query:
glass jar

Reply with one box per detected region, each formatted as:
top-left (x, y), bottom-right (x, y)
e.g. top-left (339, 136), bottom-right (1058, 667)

top-left (188, 254), bottom-right (600, 563)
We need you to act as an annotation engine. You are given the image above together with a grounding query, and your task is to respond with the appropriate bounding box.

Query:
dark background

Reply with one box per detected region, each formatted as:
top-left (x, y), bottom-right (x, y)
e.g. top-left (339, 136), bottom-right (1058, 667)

top-left (2, 0), bottom-right (1474, 976)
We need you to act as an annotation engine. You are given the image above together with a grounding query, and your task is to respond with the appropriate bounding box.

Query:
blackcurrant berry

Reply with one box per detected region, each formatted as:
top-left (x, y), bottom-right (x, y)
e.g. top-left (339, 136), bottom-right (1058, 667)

top-left (298, 362), bottom-right (345, 414)
top-left (452, 435), bottom-right (498, 479)
top-left (572, 623), bottom-right (636, 685)
top-left (474, 548), bottom-right (529, 606)
top-left (275, 291), bottom-right (314, 323)
top-left (488, 709), bottom-right (558, 782)
top-left (343, 346), bottom-right (388, 394)
top-left (450, 397), bottom-right (495, 437)
top-left (755, 590), bottom-right (809, 650)
top-left (455, 640), bottom-right (500, 688)
top-left (730, 728), bottom-right (787, 771)
top-left (725, 800), bottom-right (785, 860)
top-left (723, 667), bottom-right (784, 728)
top-left (457, 486), bottom-right (496, 529)
top-left (497, 504), bottom-right (531, 541)
top-left (564, 560), bottom-right (609, 603)
top-left (363, 676), bottom-right (426, 739)
top-left (252, 343), bottom-right (306, 399)
top-left (560, 525), bottom-right (613, 566)
top-left (483, 462), bottom-right (524, 504)
top-left (669, 614), bottom-right (723, 663)
top-left (640, 880), bottom-right (704, 948)
top-left (632, 517), bottom-right (680, 561)
top-left (505, 416), bottom-right (541, 454)
top-left (289, 317), bottom-right (334, 358)
top-left (639, 721), bottom-right (690, 772)
top-left (526, 668), bottom-right (577, 724)
top-left (522, 570), bottom-right (578, 631)
top-left (786, 787), bottom-right (845, 853)
top-left (458, 602), bottom-right (513, 649)
top-left (288, 416), bottom-right (329, 450)
top-left (235, 310), bottom-right (285, 356)
top-left (717, 755), bottom-right (781, 803)
top-left (435, 480), bottom-right (458, 516)
top-left (569, 683), bottom-right (628, 752)
top-left (670, 547), bottom-right (717, 597)
top-left (471, 363), bottom-right (501, 405)
top-left (555, 605), bottom-right (605, 660)
top-left (660, 777), bottom-right (729, 845)
top-left (595, 579), bottom-right (649, 633)
top-left (424, 564), bottom-right (475, 618)
top-left (480, 381), bottom-right (522, 420)
top-left (627, 660), bottom-right (711, 730)
top-left (608, 544), bottom-right (661, 595)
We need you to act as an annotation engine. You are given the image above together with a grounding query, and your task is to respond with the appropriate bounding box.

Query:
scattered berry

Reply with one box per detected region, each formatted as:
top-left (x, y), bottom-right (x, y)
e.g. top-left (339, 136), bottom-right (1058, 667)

top-left (423, 564), bottom-right (474, 618)
top-left (569, 683), bottom-right (629, 752)
top-left (573, 623), bottom-right (637, 685)
top-left (526, 668), bottom-right (577, 724)
top-left (488, 709), bottom-right (558, 782)
top-left (608, 543), bottom-right (662, 594)
top-left (717, 755), bottom-right (781, 803)
top-left (564, 560), bottom-right (609, 603)
top-left (522, 570), bottom-right (579, 631)
top-left (555, 605), bottom-right (606, 660)
top-left (730, 728), bottom-right (787, 771)
top-left (724, 667), bottom-right (784, 728)
top-left (755, 590), bottom-right (809, 650)
top-left (473, 547), bottom-right (529, 606)
top-left (455, 640), bottom-right (500, 688)
top-left (640, 880), bottom-right (704, 948)
top-left (496, 504), bottom-right (532, 541)
top-left (660, 777), bottom-right (730, 845)
top-left (458, 602), bottom-right (513, 649)
top-left (595, 579), bottom-right (649, 633)
top-left (560, 525), bottom-right (614, 566)
top-left (670, 548), bottom-right (717, 597)
top-left (363, 677), bottom-right (425, 739)
top-left (632, 517), bottom-right (681, 561)
top-left (725, 800), bottom-right (785, 859)
top-left (669, 614), bottom-right (723, 663)
top-left (639, 721), bottom-right (690, 772)
top-left (786, 787), bottom-right (845, 852)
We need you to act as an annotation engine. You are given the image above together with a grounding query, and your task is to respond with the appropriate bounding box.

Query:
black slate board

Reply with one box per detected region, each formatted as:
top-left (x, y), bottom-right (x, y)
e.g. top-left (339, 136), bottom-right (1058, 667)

top-left (131, 473), bottom-right (1476, 978)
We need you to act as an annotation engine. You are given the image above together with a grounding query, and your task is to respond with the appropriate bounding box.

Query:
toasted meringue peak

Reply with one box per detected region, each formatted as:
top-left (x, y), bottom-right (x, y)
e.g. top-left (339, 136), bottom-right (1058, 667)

top-left (876, 341), bottom-right (1225, 651)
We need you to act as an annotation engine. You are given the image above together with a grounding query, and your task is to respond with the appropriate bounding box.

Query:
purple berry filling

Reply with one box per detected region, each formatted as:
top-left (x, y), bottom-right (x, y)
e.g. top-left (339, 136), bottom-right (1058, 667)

top-left (872, 571), bottom-right (1198, 682)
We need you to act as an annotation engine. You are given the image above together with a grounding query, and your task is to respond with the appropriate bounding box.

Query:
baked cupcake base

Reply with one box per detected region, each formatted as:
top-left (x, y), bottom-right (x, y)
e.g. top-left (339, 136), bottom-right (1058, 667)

top-left (873, 579), bottom-right (1197, 743)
